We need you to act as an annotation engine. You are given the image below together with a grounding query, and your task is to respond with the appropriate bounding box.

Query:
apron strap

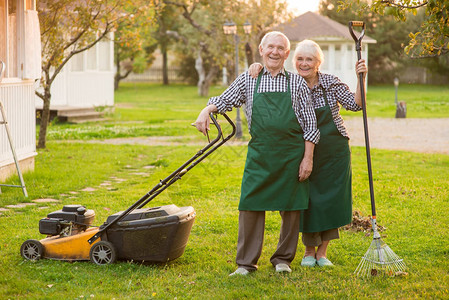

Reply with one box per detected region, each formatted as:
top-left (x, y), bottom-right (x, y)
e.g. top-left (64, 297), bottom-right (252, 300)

top-left (254, 69), bottom-right (291, 96)
top-left (320, 85), bottom-right (329, 106)
top-left (255, 72), bottom-right (263, 94)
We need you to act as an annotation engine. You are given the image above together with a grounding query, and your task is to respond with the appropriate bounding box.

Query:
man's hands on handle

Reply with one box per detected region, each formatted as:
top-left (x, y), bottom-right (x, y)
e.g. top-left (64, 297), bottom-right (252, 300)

top-left (193, 104), bottom-right (218, 136)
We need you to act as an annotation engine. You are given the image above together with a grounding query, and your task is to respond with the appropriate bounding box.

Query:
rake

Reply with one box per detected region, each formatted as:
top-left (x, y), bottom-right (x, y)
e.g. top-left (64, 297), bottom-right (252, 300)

top-left (348, 21), bottom-right (407, 277)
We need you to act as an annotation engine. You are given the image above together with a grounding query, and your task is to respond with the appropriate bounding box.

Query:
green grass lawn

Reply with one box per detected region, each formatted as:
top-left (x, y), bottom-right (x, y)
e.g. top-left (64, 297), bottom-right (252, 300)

top-left (45, 83), bottom-right (449, 143)
top-left (352, 84), bottom-right (449, 118)
top-left (0, 83), bottom-right (448, 299)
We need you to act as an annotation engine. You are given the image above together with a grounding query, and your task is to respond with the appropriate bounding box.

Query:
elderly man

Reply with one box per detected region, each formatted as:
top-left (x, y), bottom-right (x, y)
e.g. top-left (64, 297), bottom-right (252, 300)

top-left (194, 31), bottom-right (319, 276)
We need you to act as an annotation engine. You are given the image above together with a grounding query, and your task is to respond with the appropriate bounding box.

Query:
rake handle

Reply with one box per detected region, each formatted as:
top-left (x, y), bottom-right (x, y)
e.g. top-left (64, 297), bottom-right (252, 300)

top-left (348, 21), bottom-right (377, 218)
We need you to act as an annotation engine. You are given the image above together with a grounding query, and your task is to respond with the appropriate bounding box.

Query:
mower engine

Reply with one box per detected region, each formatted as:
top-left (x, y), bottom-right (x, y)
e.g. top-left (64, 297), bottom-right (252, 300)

top-left (39, 205), bottom-right (95, 237)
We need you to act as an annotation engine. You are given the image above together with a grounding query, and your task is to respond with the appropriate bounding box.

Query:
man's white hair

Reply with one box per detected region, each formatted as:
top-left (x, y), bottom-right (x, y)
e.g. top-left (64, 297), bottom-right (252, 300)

top-left (259, 31), bottom-right (291, 50)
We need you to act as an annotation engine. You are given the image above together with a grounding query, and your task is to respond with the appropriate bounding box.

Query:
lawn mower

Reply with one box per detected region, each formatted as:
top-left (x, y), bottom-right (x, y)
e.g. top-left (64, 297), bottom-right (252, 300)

top-left (20, 113), bottom-right (235, 265)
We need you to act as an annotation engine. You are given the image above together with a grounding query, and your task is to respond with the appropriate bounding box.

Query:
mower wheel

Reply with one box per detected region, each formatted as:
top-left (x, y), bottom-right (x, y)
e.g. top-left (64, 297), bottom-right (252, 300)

top-left (89, 241), bottom-right (117, 265)
top-left (20, 239), bottom-right (44, 261)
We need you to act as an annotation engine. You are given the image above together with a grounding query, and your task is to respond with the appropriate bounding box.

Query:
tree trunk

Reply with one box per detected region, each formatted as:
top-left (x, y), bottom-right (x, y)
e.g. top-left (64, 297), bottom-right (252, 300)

top-left (114, 72), bottom-right (120, 91)
top-left (195, 53), bottom-right (206, 96)
top-left (162, 44), bottom-right (169, 85)
top-left (203, 65), bottom-right (219, 96)
top-left (245, 42), bottom-right (254, 66)
top-left (37, 89), bottom-right (51, 149)
top-left (199, 67), bottom-right (219, 97)
top-left (114, 55), bottom-right (133, 90)
top-left (114, 52), bottom-right (121, 91)
top-left (195, 51), bottom-right (219, 97)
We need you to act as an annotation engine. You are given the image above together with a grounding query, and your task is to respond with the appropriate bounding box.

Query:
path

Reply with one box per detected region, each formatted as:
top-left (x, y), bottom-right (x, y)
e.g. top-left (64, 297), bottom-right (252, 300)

top-left (343, 117), bottom-right (449, 155)
top-left (95, 117), bottom-right (449, 155)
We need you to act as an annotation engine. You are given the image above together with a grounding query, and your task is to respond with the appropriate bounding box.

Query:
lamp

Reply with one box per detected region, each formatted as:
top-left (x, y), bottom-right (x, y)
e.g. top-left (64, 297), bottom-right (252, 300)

top-left (394, 77), bottom-right (399, 105)
top-left (243, 20), bottom-right (252, 34)
top-left (223, 20), bottom-right (252, 139)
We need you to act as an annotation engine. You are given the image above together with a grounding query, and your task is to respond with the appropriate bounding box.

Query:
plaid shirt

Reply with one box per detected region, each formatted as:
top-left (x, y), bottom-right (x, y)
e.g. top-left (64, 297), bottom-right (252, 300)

top-left (208, 67), bottom-right (320, 144)
top-left (310, 72), bottom-right (362, 138)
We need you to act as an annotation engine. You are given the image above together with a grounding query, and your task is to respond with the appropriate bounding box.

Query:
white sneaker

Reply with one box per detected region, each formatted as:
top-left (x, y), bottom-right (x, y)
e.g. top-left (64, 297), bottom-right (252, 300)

top-left (229, 267), bottom-right (250, 276)
top-left (275, 263), bottom-right (292, 273)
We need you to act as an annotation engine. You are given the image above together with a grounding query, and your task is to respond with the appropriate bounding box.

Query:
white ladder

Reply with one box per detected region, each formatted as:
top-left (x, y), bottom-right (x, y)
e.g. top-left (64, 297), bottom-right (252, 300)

top-left (0, 61), bottom-right (28, 197)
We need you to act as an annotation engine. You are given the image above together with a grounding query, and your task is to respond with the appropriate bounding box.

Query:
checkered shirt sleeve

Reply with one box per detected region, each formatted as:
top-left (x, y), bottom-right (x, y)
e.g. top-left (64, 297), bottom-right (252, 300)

top-left (208, 68), bottom-right (320, 144)
top-left (311, 72), bottom-right (362, 138)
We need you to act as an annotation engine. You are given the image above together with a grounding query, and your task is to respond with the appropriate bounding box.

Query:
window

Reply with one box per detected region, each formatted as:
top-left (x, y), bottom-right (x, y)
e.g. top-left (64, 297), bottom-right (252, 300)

top-left (0, 1), bottom-right (6, 68)
top-left (335, 45), bottom-right (341, 70)
top-left (86, 45), bottom-right (97, 70)
top-left (98, 39), bottom-right (110, 71)
top-left (362, 45), bottom-right (367, 60)
top-left (321, 45), bottom-right (329, 70)
top-left (346, 45), bottom-right (353, 69)
top-left (71, 52), bottom-right (84, 72)
top-left (0, 0), bottom-right (18, 78)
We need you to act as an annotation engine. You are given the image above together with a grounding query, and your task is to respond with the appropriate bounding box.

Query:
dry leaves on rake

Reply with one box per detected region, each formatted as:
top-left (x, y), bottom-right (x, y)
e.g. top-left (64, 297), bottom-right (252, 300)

top-left (342, 210), bottom-right (386, 234)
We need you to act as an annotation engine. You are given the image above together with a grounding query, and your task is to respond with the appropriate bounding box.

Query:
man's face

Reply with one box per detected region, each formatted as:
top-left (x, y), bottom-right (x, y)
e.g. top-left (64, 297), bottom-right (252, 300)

top-left (259, 35), bottom-right (290, 73)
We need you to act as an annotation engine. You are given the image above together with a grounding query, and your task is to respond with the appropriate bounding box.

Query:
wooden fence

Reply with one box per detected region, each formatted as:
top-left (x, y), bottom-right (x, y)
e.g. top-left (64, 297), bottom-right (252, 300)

top-left (122, 67), bottom-right (186, 83)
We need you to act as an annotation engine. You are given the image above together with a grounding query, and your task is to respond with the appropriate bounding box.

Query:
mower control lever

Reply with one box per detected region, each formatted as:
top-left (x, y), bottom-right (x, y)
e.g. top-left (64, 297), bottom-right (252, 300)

top-left (87, 113), bottom-right (236, 245)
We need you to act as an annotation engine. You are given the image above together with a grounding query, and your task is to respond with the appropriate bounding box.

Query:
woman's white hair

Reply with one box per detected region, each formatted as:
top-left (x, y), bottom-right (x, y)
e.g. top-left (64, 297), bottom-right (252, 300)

top-left (259, 31), bottom-right (290, 50)
top-left (293, 39), bottom-right (324, 67)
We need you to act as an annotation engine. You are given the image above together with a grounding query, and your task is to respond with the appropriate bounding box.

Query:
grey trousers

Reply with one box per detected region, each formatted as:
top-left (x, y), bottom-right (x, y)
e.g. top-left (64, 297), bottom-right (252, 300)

top-left (301, 228), bottom-right (340, 247)
top-left (235, 210), bottom-right (300, 271)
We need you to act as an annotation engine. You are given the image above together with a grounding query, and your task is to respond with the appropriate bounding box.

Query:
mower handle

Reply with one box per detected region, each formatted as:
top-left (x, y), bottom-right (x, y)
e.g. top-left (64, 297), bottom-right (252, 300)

top-left (88, 113), bottom-right (236, 245)
top-left (134, 112), bottom-right (234, 205)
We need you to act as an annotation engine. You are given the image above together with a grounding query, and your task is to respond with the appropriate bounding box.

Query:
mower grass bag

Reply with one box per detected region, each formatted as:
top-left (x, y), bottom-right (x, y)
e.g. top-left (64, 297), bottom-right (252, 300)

top-left (105, 204), bottom-right (195, 262)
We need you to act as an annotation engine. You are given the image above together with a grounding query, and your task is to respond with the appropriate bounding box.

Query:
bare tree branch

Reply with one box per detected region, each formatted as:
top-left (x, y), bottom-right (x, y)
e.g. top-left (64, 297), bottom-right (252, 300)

top-left (166, 30), bottom-right (188, 43)
top-left (50, 24), bottom-right (112, 84)
top-left (35, 90), bottom-right (44, 101)
top-left (163, 0), bottom-right (213, 35)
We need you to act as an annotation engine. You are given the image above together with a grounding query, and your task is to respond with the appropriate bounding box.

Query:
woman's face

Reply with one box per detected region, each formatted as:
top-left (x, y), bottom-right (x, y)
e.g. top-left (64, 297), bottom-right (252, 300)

top-left (294, 52), bottom-right (320, 81)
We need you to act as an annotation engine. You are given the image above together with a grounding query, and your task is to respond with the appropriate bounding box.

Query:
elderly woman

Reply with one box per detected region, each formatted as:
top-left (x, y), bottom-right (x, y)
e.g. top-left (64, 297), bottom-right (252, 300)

top-left (249, 39), bottom-right (367, 267)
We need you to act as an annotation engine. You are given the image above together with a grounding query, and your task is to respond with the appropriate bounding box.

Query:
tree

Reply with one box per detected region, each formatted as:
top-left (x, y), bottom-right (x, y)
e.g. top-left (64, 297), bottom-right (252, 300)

top-left (153, 3), bottom-right (181, 85)
top-left (37, 0), bottom-right (156, 149)
top-left (339, 0), bottom-right (449, 58)
top-left (114, 4), bottom-right (157, 90)
top-left (163, 0), bottom-right (291, 97)
top-left (320, 0), bottom-right (422, 83)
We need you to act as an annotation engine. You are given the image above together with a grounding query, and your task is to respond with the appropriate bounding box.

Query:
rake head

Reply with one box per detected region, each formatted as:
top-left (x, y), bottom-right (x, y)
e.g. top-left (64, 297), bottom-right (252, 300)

top-left (354, 218), bottom-right (407, 277)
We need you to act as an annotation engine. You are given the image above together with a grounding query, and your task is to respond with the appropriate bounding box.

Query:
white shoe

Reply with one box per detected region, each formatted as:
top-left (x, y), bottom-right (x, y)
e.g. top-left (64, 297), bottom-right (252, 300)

top-left (229, 267), bottom-right (250, 276)
top-left (275, 263), bottom-right (292, 273)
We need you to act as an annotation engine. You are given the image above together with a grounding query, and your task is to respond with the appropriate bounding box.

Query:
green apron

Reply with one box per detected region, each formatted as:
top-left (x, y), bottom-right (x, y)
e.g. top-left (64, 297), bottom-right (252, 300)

top-left (300, 88), bottom-right (352, 232)
top-left (239, 71), bottom-right (309, 211)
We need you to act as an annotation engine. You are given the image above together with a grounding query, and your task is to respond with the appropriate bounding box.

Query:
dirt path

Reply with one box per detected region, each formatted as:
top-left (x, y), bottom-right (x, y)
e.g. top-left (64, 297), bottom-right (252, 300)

top-left (94, 118), bottom-right (449, 155)
top-left (343, 117), bottom-right (449, 155)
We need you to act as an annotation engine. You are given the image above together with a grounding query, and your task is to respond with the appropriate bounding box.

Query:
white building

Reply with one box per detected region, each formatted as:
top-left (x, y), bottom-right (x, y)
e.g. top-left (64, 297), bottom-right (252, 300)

top-left (38, 32), bottom-right (115, 109)
top-left (276, 11), bottom-right (377, 91)
top-left (0, 0), bottom-right (40, 181)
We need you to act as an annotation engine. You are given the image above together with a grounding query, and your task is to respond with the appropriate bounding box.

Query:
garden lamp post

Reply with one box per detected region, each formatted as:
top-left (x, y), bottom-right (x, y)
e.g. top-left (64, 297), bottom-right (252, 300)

top-left (394, 77), bottom-right (399, 106)
top-left (394, 77), bottom-right (406, 118)
top-left (223, 20), bottom-right (252, 139)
